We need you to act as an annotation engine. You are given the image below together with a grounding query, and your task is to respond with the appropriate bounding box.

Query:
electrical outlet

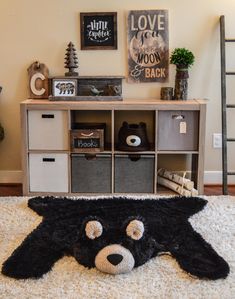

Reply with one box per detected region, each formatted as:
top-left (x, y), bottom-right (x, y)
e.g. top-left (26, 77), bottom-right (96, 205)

top-left (213, 133), bottom-right (222, 148)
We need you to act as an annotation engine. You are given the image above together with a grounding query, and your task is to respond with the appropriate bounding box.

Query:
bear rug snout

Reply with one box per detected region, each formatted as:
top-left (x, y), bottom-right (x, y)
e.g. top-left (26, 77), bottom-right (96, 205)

top-left (95, 244), bottom-right (135, 274)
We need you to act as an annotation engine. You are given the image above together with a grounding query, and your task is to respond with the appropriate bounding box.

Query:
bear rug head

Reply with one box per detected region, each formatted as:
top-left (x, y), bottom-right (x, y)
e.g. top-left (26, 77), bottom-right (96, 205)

top-left (2, 196), bottom-right (229, 280)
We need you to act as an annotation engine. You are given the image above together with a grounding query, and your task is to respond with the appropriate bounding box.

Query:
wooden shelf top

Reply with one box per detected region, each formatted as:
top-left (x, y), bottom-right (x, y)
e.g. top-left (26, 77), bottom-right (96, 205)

top-left (21, 98), bottom-right (206, 111)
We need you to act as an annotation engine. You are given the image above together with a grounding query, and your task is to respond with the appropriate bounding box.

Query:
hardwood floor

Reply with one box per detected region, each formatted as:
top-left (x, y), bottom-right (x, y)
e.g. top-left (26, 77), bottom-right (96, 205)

top-left (204, 185), bottom-right (235, 196)
top-left (0, 184), bottom-right (235, 196)
top-left (0, 184), bottom-right (23, 196)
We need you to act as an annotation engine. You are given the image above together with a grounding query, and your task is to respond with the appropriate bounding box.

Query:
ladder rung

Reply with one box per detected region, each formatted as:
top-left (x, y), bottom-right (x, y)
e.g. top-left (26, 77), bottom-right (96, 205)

top-left (227, 172), bottom-right (235, 175)
top-left (226, 104), bottom-right (235, 108)
top-left (226, 72), bottom-right (235, 75)
top-left (225, 39), bottom-right (235, 42)
top-left (227, 138), bottom-right (235, 142)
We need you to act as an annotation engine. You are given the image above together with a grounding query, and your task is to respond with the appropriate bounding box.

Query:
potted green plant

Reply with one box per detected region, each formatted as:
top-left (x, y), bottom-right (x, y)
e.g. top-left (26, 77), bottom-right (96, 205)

top-left (0, 86), bottom-right (4, 142)
top-left (170, 48), bottom-right (195, 100)
top-left (0, 125), bottom-right (4, 141)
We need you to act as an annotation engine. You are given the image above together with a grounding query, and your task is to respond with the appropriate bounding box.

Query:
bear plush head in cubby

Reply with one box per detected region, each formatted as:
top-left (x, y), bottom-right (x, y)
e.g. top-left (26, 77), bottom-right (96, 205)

top-left (117, 121), bottom-right (150, 151)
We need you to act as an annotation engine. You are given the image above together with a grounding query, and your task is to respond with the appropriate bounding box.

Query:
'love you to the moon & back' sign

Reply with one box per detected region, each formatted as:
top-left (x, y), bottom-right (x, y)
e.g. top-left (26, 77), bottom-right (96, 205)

top-left (127, 10), bottom-right (169, 83)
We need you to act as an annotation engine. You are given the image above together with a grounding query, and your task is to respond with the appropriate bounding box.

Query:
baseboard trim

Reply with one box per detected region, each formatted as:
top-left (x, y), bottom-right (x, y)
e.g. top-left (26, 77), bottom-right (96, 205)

top-left (0, 170), bottom-right (234, 185)
top-left (204, 171), bottom-right (235, 184)
top-left (0, 171), bottom-right (23, 183)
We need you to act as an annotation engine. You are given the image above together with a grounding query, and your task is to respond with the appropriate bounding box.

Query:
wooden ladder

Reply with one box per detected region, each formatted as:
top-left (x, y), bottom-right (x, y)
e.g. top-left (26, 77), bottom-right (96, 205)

top-left (220, 15), bottom-right (235, 195)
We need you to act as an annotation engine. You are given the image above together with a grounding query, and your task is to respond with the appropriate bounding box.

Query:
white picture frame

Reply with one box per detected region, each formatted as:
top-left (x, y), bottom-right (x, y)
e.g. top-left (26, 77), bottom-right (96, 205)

top-left (52, 78), bottom-right (77, 97)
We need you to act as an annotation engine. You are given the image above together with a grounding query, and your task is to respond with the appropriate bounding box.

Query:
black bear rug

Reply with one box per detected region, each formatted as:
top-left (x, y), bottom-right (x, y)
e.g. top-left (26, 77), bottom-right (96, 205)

top-left (1, 196), bottom-right (229, 280)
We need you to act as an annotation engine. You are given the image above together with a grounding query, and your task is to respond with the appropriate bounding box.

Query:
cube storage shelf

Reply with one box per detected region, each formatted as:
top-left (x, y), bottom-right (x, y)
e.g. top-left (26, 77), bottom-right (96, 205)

top-left (20, 98), bottom-right (206, 196)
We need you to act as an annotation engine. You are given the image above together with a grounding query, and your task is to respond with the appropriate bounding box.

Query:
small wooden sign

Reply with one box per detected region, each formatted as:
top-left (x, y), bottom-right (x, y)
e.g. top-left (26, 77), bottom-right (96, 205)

top-left (70, 129), bottom-right (104, 153)
top-left (28, 61), bottom-right (49, 98)
top-left (127, 10), bottom-right (169, 83)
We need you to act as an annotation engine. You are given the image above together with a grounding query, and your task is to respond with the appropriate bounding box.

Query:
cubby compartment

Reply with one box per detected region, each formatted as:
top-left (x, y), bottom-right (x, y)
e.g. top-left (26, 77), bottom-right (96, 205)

top-left (71, 154), bottom-right (112, 193)
top-left (71, 110), bottom-right (112, 151)
top-left (114, 154), bottom-right (155, 193)
top-left (114, 110), bottom-right (155, 152)
top-left (156, 154), bottom-right (198, 194)
top-left (158, 110), bottom-right (199, 151)
top-left (28, 110), bottom-right (68, 150)
top-left (29, 153), bottom-right (69, 192)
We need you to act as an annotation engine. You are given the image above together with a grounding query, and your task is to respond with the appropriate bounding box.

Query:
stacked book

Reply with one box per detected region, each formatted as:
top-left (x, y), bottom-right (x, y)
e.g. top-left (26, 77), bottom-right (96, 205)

top-left (157, 168), bottom-right (198, 196)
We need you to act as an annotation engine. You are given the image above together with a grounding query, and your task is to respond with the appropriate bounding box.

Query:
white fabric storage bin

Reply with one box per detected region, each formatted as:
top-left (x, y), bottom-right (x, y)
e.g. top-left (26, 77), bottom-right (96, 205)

top-left (28, 110), bottom-right (68, 150)
top-left (29, 153), bottom-right (69, 192)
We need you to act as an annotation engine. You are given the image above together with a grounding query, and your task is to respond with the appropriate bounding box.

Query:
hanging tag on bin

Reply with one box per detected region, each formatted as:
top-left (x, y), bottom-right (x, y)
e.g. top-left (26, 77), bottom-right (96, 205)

top-left (180, 121), bottom-right (187, 134)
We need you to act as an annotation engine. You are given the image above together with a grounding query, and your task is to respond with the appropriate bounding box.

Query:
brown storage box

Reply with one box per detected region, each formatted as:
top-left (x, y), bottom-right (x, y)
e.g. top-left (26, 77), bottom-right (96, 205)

top-left (70, 129), bottom-right (104, 153)
top-left (70, 123), bottom-right (105, 153)
top-left (158, 111), bottom-right (199, 151)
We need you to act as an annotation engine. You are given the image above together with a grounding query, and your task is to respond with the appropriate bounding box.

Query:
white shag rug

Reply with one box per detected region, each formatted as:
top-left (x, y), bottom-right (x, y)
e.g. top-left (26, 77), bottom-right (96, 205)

top-left (0, 195), bottom-right (234, 299)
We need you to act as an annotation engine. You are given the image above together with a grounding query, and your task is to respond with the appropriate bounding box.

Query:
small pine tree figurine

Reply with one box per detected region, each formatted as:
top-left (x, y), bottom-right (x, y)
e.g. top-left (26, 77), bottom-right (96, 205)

top-left (64, 42), bottom-right (79, 76)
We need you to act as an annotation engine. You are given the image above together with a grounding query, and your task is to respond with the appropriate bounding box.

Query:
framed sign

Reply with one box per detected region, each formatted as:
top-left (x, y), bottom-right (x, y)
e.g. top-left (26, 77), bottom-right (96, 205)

top-left (80, 12), bottom-right (117, 50)
top-left (127, 10), bottom-right (169, 83)
top-left (52, 78), bottom-right (77, 97)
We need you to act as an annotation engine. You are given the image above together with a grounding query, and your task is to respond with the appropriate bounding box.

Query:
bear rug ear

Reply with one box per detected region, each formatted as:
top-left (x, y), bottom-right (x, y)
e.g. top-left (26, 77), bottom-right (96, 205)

top-left (1, 196), bottom-right (230, 280)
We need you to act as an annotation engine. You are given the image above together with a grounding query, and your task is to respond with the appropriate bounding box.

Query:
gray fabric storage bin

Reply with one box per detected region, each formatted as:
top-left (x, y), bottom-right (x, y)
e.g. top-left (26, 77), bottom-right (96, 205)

top-left (71, 154), bottom-right (111, 193)
top-left (158, 111), bottom-right (199, 150)
top-left (115, 154), bottom-right (154, 193)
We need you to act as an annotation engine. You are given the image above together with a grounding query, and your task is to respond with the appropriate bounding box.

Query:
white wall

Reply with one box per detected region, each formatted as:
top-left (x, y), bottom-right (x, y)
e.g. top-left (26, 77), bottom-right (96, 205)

top-left (1, 0), bottom-right (235, 183)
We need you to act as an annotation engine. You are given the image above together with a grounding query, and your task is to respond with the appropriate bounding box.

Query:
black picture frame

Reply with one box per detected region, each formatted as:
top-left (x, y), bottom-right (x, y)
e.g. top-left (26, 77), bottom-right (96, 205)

top-left (80, 12), bottom-right (117, 50)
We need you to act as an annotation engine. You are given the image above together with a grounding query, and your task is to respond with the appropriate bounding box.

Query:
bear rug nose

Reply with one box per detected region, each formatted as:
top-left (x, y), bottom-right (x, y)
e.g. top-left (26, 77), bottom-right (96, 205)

top-left (107, 254), bottom-right (123, 266)
top-left (95, 244), bottom-right (135, 274)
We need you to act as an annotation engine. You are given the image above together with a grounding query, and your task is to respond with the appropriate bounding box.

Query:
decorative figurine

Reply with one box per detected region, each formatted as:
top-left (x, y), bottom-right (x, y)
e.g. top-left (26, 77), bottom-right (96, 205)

top-left (64, 42), bottom-right (79, 76)
top-left (90, 85), bottom-right (104, 96)
top-left (160, 87), bottom-right (173, 100)
top-left (107, 85), bottom-right (122, 96)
